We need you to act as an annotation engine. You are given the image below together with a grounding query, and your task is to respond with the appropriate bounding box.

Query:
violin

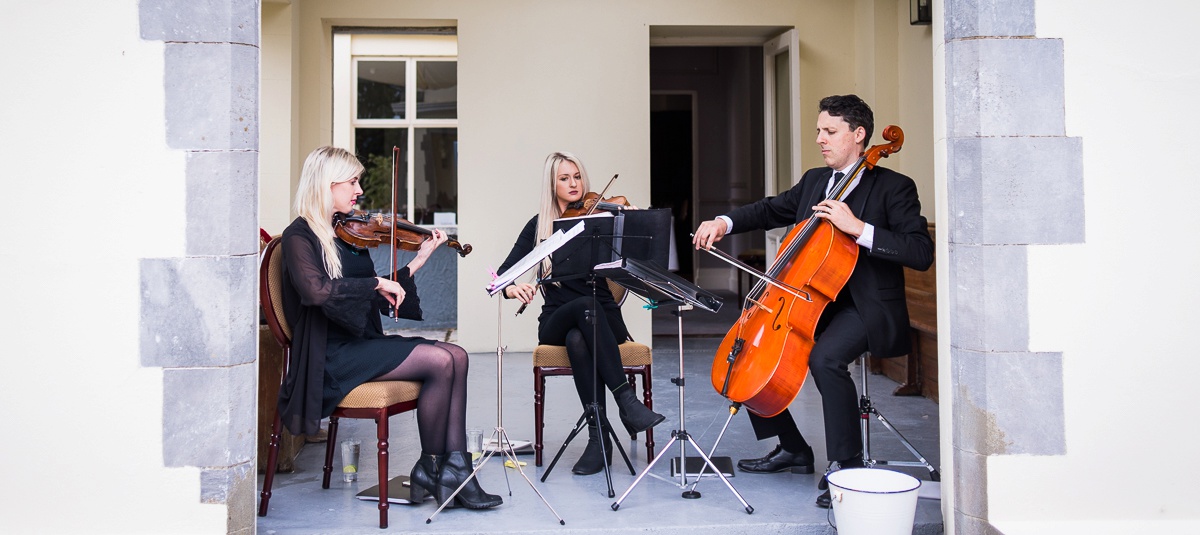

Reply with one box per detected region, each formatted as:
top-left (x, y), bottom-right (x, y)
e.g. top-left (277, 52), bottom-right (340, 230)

top-left (561, 193), bottom-right (631, 218)
top-left (559, 174), bottom-right (630, 218)
top-left (333, 210), bottom-right (472, 257)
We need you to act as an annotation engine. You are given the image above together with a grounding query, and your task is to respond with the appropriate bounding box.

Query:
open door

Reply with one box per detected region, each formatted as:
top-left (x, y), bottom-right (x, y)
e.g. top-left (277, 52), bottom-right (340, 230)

top-left (761, 29), bottom-right (801, 268)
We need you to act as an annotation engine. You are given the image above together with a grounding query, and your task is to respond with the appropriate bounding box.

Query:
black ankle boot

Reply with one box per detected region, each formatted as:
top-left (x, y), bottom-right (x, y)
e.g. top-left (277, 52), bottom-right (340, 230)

top-left (436, 451), bottom-right (503, 510)
top-left (409, 453), bottom-right (440, 503)
top-left (614, 383), bottom-right (665, 435)
top-left (572, 409), bottom-right (613, 475)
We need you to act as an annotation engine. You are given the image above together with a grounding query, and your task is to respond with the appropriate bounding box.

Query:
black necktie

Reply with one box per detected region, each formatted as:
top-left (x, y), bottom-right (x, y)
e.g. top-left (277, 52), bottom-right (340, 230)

top-left (827, 171), bottom-right (845, 198)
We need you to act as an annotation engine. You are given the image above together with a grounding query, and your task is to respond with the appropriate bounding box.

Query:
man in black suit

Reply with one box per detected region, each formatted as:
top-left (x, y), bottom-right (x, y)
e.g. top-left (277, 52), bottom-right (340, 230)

top-left (692, 94), bottom-right (933, 508)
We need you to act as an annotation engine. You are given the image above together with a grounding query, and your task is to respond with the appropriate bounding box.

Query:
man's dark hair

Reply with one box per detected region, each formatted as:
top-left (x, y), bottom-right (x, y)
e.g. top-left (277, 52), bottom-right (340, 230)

top-left (819, 94), bottom-right (874, 147)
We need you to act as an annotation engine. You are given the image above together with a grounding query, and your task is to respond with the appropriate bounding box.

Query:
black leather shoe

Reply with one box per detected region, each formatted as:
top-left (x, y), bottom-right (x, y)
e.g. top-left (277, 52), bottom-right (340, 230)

top-left (736, 444), bottom-right (814, 474)
top-left (816, 489), bottom-right (832, 508)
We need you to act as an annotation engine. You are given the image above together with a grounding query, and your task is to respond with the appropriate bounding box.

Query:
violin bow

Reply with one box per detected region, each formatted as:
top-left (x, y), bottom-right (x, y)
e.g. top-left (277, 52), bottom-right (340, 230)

top-left (586, 174), bottom-right (619, 216)
top-left (389, 146), bottom-right (400, 321)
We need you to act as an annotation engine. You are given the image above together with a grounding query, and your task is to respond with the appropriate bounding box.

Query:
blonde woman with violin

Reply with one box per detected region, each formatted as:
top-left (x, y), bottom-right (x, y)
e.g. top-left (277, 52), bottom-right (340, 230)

top-left (497, 151), bottom-right (665, 475)
top-left (277, 146), bottom-right (500, 510)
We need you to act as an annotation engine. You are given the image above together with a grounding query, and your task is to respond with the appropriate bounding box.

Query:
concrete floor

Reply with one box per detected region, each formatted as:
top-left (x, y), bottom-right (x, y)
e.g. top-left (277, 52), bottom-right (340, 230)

top-left (257, 291), bottom-right (944, 534)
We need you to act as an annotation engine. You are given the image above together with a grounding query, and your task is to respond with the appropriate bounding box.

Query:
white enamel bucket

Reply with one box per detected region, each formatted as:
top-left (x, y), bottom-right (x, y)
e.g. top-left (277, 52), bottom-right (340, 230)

top-left (827, 468), bottom-right (921, 534)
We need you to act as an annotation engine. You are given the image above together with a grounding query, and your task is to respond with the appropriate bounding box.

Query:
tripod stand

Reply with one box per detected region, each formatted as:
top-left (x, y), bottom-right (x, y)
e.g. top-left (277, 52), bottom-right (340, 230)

top-left (853, 354), bottom-right (939, 480)
top-left (428, 293), bottom-right (565, 524)
top-left (599, 258), bottom-right (752, 513)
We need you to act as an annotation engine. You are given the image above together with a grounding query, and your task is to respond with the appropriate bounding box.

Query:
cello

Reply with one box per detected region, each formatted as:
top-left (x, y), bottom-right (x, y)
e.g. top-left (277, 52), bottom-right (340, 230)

top-left (709, 125), bottom-right (905, 417)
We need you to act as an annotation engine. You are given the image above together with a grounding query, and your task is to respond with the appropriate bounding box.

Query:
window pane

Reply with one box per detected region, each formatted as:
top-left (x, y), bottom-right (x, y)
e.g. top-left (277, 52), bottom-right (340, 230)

top-left (355, 128), bottom-right (409, 216)
top-left (416, 61), bottom-right (457, 119)
top-left (413, 128), bottom-right (457, 224)
top-left (357, 60), bottom-right (406, 119)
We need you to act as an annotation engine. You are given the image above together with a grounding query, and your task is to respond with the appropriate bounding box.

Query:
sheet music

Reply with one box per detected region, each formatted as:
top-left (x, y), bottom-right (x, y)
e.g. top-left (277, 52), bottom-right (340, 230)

top-left (486, 220), bottom-right (586, 296)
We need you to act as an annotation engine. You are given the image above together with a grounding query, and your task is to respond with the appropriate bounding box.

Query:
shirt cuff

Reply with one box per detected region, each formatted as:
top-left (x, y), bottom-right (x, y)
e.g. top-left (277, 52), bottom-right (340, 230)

top-left (857, 223), bottom-right (875, 249)
top-left (716, 215), bottom-right (733, 234)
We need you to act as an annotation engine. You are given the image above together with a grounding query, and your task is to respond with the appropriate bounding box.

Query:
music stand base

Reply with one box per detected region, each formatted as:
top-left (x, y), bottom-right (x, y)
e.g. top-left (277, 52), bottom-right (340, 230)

top-left (670, 456), bottom-right (734, 478)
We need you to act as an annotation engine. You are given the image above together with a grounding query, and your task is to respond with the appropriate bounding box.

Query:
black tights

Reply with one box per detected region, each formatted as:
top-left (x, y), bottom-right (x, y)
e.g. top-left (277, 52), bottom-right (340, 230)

top-left (373, 341), bottom-right (468, 454)
top-left (540, 297), bottom-right (629, 408)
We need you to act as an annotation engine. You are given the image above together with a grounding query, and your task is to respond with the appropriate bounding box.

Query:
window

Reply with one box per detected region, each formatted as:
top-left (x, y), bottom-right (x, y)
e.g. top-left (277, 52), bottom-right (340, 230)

top-left (334, 33), bottom-right (458, 225)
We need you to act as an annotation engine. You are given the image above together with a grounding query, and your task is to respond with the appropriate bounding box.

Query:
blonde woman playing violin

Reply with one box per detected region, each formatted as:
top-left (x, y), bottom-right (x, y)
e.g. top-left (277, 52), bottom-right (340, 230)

top-left (277, 146), bottom-right (500, 510)
top-left (496, 151), bottom-right (665, 476)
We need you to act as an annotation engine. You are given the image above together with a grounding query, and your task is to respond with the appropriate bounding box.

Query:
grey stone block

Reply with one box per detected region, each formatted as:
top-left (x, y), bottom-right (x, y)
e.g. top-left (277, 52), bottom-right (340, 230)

top-left (953, 447), bottom-right (989, 519)
top-left (140, 0), bottom-right (258, 46)
top-left (954, 510), bottom-right (1005, 535)
top-left (949, 136), bottom-right (1084, 245)
top-left (187, 150), bottom-right (258, 256)
top-left (140, 255), bottom-right (257, 367)
top-left (944, 0), bottom-right (1036, 40)
top-left (949, 244), bottom-right (1029, 352)
top-left (164, 43), bottom-right (258, 150)
top-left (953, 347), bottom-right (1066, 455)
top-left (946, 38), bottom-right (1065, 139)
top-left (163, 365), bottom-right (256, 467)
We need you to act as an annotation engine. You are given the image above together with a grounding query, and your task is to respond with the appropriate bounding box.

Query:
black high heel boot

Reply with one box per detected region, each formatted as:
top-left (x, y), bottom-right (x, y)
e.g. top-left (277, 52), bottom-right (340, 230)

top-left (572, 408), bottom-right (613, 475)
top-left (614, 383), bottom-right (665, 434)
top-left (436, 451), bottom-right (503, 510)
top-left (408, 453), bottom-right (439, 503)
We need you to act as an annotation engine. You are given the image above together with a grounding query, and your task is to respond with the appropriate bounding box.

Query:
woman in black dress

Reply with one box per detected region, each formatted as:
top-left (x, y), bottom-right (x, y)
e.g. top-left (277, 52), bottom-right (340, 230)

top-left (276, 146), bottom-right (500, 510)
top-left (497, 151), bottom-right (665, 475)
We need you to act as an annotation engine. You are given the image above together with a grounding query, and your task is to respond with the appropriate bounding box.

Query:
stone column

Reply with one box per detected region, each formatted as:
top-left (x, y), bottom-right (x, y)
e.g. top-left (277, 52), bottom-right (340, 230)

top-left (943, 1), bottom-right (1082, 533)
top-left (138, 1), bottom-right (260, 533)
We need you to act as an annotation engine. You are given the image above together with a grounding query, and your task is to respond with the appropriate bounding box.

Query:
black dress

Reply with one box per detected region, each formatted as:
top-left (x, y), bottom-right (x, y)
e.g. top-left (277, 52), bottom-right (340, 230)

top-left (277, 217), bottom-right (433, 435)
top-left (322, 239), bottom-right (435, 414)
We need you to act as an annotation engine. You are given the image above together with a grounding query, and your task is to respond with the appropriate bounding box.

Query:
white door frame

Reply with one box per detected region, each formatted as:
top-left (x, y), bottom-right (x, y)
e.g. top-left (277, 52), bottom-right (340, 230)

top-left (761, 29), bottom-right (801, 268)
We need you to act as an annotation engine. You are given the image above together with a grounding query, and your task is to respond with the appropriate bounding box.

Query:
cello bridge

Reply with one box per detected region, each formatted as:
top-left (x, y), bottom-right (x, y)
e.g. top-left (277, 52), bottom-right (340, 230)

top-left (746, 297), bottom-right (774, 315)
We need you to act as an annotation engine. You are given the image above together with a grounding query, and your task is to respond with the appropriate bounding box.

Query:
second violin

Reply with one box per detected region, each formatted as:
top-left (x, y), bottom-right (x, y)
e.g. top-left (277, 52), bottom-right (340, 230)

top-left (334, 210), bottom-right (472, 257)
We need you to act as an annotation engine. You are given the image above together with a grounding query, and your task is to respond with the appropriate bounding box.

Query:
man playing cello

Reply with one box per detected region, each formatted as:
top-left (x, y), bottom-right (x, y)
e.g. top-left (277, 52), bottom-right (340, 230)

top-left (692, 94), bottom-right (933, 508)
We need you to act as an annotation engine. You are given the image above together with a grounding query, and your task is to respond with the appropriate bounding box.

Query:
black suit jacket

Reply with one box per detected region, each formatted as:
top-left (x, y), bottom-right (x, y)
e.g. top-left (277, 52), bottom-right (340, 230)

top-left (725, 165), bottom-right (933, 358)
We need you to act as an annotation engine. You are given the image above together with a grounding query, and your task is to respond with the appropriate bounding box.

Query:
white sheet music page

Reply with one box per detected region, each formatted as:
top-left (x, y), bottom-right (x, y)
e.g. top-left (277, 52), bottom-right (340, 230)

top-left (486, 220), bottom-right (586, 295)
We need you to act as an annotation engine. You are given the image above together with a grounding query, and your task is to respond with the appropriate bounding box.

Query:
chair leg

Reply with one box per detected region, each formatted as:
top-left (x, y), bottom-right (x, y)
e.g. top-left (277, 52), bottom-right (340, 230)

top-left (626, 372), bottom-right (638, 441)
top-left (258, 410), bottom-right (284, 516)
top-left (534, 368), bottom-right (545, 466)
top-left (893, 328), bottom-right (922, 396)
top-left (641, 368), bottom-right (655, 462)
top-left (377, 410), bottom-right (390, 529)
top-left (323, 417), bottom-right (340, 489)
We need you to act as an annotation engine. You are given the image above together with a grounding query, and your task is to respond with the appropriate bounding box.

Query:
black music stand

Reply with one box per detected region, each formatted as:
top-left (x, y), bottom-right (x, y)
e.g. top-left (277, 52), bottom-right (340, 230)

top-left (601, 258), bottom-right (753, 514)
top-left (539, 209), bottom-right (671, 497)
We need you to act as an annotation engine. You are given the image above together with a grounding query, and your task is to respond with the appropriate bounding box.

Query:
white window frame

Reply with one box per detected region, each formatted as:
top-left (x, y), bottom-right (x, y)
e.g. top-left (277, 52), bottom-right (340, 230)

top-left (333, 32), bottom-right (458, 223)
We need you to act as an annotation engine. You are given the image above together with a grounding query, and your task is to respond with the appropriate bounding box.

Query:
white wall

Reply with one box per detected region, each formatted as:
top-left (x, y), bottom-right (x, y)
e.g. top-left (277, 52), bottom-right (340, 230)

top-left (0, 1), bottom-right (224, 533)
top-left (260, 0), bottom-right (299, 236)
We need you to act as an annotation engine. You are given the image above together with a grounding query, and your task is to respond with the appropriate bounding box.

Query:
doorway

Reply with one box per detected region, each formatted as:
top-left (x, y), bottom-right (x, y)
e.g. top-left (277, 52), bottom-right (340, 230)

top-left (649, 45), bottom-right (766, 287)
top-left (650, 92), bottom-right (695, 279)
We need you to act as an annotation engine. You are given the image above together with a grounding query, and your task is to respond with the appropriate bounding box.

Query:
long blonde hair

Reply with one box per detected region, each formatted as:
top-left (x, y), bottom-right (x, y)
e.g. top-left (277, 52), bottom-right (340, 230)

top-left (536, 151), bottom-right (591, 278)
top-left (293, 146), bottom-right (365, 279)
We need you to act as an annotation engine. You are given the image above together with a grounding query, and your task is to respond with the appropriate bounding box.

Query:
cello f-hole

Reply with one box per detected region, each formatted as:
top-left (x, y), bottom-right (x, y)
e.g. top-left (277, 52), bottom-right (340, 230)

top-left (770, 296), bottom-right (787, 331)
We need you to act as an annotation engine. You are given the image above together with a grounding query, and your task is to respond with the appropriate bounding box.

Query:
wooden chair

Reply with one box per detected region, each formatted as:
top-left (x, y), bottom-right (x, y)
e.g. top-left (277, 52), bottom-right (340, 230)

top-left (257, 235), bottom-right (421, 529)
top-left (532, 281), bottom-right (654, 466)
